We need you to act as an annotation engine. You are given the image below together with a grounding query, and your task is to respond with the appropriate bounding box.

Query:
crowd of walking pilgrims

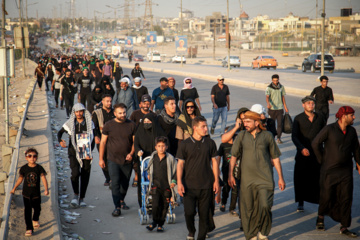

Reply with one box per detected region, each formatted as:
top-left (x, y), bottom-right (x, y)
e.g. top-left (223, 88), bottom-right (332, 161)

top-left (11, 52), bottom-right (360, 239)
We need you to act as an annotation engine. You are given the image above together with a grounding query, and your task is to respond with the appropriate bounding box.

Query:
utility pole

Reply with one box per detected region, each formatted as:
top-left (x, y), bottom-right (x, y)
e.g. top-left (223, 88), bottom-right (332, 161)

top-left (315, 0), bottom-right (318, 52)
top-left (213, 20), bottom-right (216, 60)
top-left (93, 10), bottom-right (96, 35)
top-left (180, 0), bottom-right (183, 67)
top-left (2, 0), bottom-right (9, 143)
top-left (227, 0), bottom-right (230, 71)
top-left (321, 0), bottom-right (325, 75)
top-left (1, 0), bottom-right (6, 110)
top-left (18, 0), bottom-right (26, 77)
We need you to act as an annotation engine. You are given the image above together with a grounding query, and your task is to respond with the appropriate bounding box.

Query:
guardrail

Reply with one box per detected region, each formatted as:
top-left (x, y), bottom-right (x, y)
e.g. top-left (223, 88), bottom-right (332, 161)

top-left (0, 79), bottom-right (36, 239)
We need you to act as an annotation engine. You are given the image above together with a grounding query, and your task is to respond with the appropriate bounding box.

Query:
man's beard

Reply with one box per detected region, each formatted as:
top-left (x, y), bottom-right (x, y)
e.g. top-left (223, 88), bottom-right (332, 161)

top-left (116, 116), bottom-right (126, 122)
top-left (245, 125), bottom-right (256, 133)
top-left (142, 107), bottom-right (149, 112)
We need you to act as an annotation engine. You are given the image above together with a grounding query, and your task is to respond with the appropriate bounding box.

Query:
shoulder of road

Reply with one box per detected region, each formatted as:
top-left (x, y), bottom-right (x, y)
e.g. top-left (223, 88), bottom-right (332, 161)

top-left (119, 61), bottom-right (360, 106)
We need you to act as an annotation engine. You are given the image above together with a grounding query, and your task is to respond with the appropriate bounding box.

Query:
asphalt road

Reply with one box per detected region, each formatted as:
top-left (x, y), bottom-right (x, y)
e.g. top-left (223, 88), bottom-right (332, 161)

top-left (55, 68), bottom-right (360, 240)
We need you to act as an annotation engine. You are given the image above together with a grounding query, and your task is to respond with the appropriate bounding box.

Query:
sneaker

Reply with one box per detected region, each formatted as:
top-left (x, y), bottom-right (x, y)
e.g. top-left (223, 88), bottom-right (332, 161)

top-left (340, 228), bottom-right (357, 238)
top-left (79, 199), bottom-right (87, 207)
top-left (70, 196), bottom-right (79, 208)
top-left (277, 138), bottom-right (283, 144)
top-left (220, 204), bottom-right (225, 212)
top-left (210, 128), bottom-right (215, 135)
top-left (297, 205), bottom-right (304, 212)
top-left (112, 208), bottom-right (121, 217)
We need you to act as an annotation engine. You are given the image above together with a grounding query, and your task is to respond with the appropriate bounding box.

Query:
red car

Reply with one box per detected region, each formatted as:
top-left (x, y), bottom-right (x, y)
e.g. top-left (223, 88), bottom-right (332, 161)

top-left (133, 54), bottom-right (144, 62)
top-left (252, 55), bottom-right (277, 70)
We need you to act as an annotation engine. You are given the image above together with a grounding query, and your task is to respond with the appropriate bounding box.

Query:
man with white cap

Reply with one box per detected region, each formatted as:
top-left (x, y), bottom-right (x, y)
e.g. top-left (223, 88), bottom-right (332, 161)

top-left (210, 75), bottom-right (230, 135)
top-left (58, 103), bottom-right (95, 208)
top-left (132, 77), bottom-right (149, 105)
top-left (250, 104), bottom-right (277, 137)
top-left (113, 77), bottom-right (139, 117)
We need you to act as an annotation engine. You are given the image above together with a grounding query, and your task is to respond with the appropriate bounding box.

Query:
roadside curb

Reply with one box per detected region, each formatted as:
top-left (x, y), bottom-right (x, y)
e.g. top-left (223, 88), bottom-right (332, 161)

top-left (46, 94), bottom-right (62, 240)
top-left (121, 63), bottom-right (360, 106)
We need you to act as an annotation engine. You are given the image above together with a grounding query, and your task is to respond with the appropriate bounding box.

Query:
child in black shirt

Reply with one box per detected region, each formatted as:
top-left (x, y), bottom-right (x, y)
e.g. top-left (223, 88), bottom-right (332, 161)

top-left (145, 136), bottom-right (177, 232)
top-left (11, 148), bottom-right (48, 237)
top-left (217, 128), bottom-right (239, 215)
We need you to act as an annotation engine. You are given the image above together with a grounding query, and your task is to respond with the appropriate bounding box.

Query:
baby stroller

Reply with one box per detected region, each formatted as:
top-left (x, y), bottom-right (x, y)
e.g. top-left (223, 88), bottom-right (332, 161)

top-left (138, 156), bottom-right (176, 225)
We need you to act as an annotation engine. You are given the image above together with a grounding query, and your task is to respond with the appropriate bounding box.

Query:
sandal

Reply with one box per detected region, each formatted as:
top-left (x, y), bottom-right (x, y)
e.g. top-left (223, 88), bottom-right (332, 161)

top-left (146, 223), bottom-right (157, 231)
top-left (316, 216), bottom-right (325, 231)
top-left (120, 201), bottom-right (129, 210)
top-left (33, 221), bottom-right (40, 229)
top-left (340, 228), bottom-right (357, 238)
top-left (220, 204), bottom-right (225, 212)
top-left (112, 208), bottom-right (121, 217)
top-left (157, 226), bottom-right (164, 232)
top-left (132, 180), bottom-right (138, 188)
top-left (25, 230), bottom-right (32, 237)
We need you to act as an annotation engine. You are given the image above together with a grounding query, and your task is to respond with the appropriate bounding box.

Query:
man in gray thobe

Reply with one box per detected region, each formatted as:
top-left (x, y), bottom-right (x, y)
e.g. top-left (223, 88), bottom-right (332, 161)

top-left (229, 110), bottom-right (286, 240)
top-left (113, 77), bottom-right (138, 117)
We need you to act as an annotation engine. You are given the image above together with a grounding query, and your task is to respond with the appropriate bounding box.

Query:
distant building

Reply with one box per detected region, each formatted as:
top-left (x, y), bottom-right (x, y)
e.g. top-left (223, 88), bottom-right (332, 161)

top-left (205, 12), bottom-right (227, 35)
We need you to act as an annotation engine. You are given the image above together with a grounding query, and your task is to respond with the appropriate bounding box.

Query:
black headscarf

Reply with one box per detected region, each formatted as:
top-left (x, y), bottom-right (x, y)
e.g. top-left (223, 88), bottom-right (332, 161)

top-left (176, 99), bottom-right (201, 135)
top-left (100, 76), bottom-right (115, 96)
top-left (91, 84), bottom-right (103, 104)
top-left (134, 113), bottom-right (166, 158)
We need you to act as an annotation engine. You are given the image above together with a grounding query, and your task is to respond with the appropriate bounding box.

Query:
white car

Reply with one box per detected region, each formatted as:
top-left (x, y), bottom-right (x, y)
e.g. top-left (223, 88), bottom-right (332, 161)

top-left (222, 56), bottom-right (241, 68)
top-left (147, 52), bottom-right (161, 62)
top-left (172, 55), bottom-right (186, 64)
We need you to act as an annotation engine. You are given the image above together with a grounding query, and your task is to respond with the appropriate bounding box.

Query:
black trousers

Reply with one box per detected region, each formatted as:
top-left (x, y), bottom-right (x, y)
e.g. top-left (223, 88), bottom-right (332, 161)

top-left (63, 93), bottom-right (75, 117)
top-left (184, 188), bottom-right (213, 240)
top-left (36, 77), bottom-right (43, 88)
top-left (80, 92), bottom-right (92, 112)
top-left (54, 89), bottom-right (64, 107)
top-left (316, 105), bottom-right (329, 122)
top-left (69, 155), bottom-right (91, 199)
top-left (152, 188), bottom-right (171, 226)
top-left (136, 157), bottom-right (142, 207)
top-left (96, 144), bottom-right (110, 182)
top-left (268, 109), bottom-right (284, 139)
top-left (221, 166), bottom-right (239, 211)
top-left (23, 196), bottom-right (41, 231)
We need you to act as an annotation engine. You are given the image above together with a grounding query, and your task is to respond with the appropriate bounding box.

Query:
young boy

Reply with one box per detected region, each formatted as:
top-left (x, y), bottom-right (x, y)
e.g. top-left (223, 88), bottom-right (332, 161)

top-left (145, 136), bottom-right (177, 232)
top-left (11, 148), bottom-right (49, 237)
top-left (217, 127), bottom-right (240, 216)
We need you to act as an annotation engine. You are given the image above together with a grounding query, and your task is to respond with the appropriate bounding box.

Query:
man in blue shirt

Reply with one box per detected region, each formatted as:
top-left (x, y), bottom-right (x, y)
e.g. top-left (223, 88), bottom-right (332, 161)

top-left (151, 77), bottom-right (175, 114)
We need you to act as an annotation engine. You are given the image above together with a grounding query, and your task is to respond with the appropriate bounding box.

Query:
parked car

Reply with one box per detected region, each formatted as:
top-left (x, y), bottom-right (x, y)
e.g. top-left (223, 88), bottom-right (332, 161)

top-left (222, 56), bottom-right (241, 68)
top-left (302, 53), bottom-right (335, 73)
top-left (252, 56), bottom-right (277, 69)
top-left (133, 54), bottom-right (144, 62)
top-left (171, 55), bottom-right (186, 63)
top-left (147, 52), bottom-right (161, 62)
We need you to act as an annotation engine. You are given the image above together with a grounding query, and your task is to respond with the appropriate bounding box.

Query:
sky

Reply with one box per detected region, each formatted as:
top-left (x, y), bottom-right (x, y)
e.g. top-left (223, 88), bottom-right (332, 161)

top-left (6, 0), bottom-right (360, 20)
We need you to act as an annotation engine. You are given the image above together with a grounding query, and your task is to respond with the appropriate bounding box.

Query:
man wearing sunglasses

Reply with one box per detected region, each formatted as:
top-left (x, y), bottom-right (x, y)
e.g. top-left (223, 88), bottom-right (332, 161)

top-left (210, 75), bottom-right (230, 135)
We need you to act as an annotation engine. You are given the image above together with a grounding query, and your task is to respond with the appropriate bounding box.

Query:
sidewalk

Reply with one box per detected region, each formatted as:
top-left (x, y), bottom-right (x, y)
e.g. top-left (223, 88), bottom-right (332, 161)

top-left (7, 87), bottom-right (61, 240)
top-left (118, 59), bottom-right (360, 106)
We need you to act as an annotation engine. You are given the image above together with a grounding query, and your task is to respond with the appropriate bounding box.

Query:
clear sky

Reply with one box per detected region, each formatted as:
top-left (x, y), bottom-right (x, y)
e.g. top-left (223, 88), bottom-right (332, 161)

top-left (7, 0), bottom-right (360, 20)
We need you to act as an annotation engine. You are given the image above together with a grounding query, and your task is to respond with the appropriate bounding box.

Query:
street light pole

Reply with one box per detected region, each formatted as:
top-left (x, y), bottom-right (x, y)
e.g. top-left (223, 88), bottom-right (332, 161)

top-left (315, 0), bottom-right (318, 52)
top-left (180, 0), bottom-right (183, 67)
top-left (227, 0), bottom-right (230, 71)
top-left (18, 0), bottom-right (26, 77)
top-left (321, 0), bottom-right (325, 75)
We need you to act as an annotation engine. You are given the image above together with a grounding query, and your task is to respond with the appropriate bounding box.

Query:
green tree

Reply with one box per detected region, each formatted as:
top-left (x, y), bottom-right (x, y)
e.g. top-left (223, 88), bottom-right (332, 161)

top-left (154, 25), bottom-right (164, 35)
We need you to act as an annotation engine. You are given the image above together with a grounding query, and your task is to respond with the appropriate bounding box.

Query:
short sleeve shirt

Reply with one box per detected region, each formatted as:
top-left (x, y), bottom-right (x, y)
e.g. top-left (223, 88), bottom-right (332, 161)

top-left (102, 119), bottom-right (136, 165)
top-left (151, 87), bottom-right (174, 110)
top-left (210, 84), bottom-right (230, 108)
top-left (176, 136), bottom-right (217, 189)
top-left (265, 85), bottom-right (286, 110)
top-left (180, 88), bottom-right (199, 102)
top-left (19, 164), bottom-right (47, 198)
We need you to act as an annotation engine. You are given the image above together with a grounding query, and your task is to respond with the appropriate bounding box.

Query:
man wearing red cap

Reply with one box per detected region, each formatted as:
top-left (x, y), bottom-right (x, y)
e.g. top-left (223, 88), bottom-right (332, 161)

top-left (312, 106), bottom-right (360, 237)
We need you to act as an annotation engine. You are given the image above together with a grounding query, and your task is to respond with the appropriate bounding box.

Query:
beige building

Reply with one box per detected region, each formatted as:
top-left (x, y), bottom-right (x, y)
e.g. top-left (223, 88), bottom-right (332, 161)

top-left (205, 12), bottom-right (227, 35)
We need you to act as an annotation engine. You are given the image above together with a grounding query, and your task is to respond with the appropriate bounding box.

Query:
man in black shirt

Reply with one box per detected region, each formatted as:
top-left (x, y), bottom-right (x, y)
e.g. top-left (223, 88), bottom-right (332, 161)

top-left (60, 69), bottom-right (77, 119)
top-left (99, 103), bottom-right (136, 216)
top-left (77, 67), bottom-right (94, 112)
top-left (92, 94), bottom-right (115, 186)
top-left (131, 63), bottom-right (146, 80)
top-left (130, 94), bottom-right (156, 127)
top-left (58, 103), bottom-right (95, 208)
top-left (158, 96), bottom-right (179, 156)
top-left (210, 75), bottom-right (230, 135)
top-left (168, 77), bottom-right (180, 113)
top-left (177, 116), bottom-right (219, 240)
top-left (310, 75), bottom-right (334, 122)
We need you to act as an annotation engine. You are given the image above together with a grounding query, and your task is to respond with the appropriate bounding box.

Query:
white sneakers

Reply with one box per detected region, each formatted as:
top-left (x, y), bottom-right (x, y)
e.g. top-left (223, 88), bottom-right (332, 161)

top-left (79, 199), bottom-right (87, 207)
top-left (70, 196), bottom-right (79, 208)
